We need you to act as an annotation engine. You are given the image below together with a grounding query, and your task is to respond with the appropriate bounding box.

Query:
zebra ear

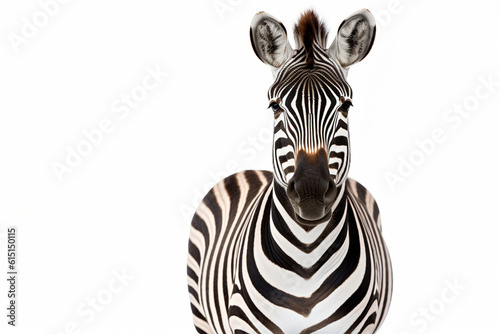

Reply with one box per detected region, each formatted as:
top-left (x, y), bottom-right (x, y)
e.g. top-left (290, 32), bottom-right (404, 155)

top-left (250, 12), bottom-right (294, 68)
top-left (328, 9), bottom-right (376, 69)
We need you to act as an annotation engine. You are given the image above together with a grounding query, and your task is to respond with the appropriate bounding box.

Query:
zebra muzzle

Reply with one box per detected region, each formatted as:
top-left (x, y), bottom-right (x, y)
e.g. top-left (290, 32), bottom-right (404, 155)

top-left (286, 149), bottom-right (337, 224)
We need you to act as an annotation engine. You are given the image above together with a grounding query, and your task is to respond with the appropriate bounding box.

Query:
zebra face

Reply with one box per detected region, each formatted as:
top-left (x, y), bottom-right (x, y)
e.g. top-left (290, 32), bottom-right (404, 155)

top-left (250, 9), bottom-right (376, 224)
top-left (268, 72), bottom-right (353, 223)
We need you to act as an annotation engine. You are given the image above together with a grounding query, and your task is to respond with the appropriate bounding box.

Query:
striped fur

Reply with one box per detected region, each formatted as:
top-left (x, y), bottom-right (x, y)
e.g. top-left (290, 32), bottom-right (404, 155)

top-left (188, 10), bottom-right (392, 334)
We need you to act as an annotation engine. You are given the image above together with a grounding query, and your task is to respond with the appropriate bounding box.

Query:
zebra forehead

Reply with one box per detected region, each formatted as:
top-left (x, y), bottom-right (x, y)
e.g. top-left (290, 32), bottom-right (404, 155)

top-left (267, 50), bottom-right (352, 101)
top-left (267, 68), bottom-right (351, 103)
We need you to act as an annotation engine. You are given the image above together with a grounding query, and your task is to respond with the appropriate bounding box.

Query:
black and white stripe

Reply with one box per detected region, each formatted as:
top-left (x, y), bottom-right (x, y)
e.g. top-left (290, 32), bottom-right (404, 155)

top-left (269, 44), bottom-right (352, 188)
top-left (188, 9), bottom-right (392, 334)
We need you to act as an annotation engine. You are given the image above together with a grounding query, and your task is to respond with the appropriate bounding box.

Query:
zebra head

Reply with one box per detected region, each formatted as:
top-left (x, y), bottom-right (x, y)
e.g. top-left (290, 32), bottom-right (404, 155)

top-left (250, 9), bottom-right (376, 224)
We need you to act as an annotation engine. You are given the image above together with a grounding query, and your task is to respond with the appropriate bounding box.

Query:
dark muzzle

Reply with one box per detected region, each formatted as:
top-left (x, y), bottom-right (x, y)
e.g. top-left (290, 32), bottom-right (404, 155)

top-left (286, 149), bottom-right (337, 224)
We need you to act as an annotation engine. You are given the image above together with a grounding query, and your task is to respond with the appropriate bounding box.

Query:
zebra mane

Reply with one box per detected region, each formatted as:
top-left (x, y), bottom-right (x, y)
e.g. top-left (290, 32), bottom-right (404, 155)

top-left (293, 10), bottom-right (328, 68)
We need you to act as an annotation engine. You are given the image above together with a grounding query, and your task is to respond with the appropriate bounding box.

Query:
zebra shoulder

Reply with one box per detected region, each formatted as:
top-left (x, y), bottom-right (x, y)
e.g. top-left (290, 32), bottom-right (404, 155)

top-left (196, 170), bottom-right (273, 212)
top-left (346, 178), bottom-right (382, 231)
top-left (218, 170), bottom-right (273, 199)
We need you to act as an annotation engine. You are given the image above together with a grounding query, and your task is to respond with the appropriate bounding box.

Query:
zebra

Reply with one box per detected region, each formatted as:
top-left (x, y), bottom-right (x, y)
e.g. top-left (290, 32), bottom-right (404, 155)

top-left (187, 9), bottom-right (392, 334)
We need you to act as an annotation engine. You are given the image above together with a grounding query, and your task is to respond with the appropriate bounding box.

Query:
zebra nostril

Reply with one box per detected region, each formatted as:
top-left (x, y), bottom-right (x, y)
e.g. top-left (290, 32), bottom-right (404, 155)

top-left (324, 179), bottom-right (337, 203)
top-left (286, 180), bottom-right (301, 204)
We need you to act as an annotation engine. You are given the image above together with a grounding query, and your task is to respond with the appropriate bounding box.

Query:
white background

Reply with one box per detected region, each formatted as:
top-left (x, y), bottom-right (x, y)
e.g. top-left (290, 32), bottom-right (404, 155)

top-left (0, 0), bottom-right (499, 333)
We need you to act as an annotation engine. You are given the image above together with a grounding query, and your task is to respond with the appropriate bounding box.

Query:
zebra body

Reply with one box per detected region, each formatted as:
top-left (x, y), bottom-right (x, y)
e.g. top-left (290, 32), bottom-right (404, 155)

top-left (188, 9), bottom-right (392, 334)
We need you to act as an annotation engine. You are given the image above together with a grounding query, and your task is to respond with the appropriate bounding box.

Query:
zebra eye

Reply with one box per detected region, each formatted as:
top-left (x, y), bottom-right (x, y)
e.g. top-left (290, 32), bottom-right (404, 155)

top-left (268, 101), bottom-right (281, 113)
top-left (339, 99), bottom-right (353, 114)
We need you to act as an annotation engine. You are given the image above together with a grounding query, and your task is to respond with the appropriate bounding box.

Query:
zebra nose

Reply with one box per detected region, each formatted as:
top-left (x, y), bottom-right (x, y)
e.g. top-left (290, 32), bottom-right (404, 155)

top-left (287, 175), bottom-right (336, 205)
top-left (286, 149), bottom-right (337, 221)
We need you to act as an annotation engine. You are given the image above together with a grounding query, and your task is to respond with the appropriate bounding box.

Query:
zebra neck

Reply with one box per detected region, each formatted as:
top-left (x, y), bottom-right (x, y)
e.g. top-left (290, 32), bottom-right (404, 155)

top-left (264, 181), bottom-right (349, 271)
